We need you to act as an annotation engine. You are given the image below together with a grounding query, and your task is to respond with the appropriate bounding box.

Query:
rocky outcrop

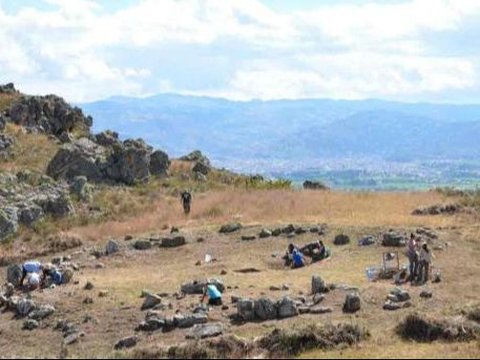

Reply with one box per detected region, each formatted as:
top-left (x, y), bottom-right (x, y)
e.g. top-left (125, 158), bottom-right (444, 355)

top-left (104, 139), bottom-right (151, 185)
top-left (46, 138), bottom-right (107, 182)
top-left (0, 134), bottom-right (14, 158)
top-left (0, 173), bottom-right (75, 241)
top-left (0, 83), bottom-right (18, 94)
top-left (382, 231), bottom-right (407, 247)
top-left (179, 150), bottom-right (211, 166)
top-left (303, 180), bottom-right (329, 190)
top-left (94, 130), bottom-right (121, 147)
top-left (7, 94), bottom-right (92, 137)
top-left (47, 137), bottom-right (166, 185)
top-left (0, 115), bottom-right (5, 132)
top-left (149, 150), bottom-right (170, 177)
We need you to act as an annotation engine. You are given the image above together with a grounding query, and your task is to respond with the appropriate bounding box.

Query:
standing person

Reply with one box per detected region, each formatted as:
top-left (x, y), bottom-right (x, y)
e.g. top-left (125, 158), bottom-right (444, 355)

top-left (201, 283), bottom-right (222, 306)
top-left (407, 233), bottom-right (419, 282)
top-left (180, 190), bottom-right (192, 215)
top-left (418, 243), bottom-right (433, 284)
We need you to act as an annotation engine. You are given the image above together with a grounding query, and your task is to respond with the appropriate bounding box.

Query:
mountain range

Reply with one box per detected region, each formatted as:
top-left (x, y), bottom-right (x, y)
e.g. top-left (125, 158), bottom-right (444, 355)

top-left (80, 94), bottom-right (480, 188)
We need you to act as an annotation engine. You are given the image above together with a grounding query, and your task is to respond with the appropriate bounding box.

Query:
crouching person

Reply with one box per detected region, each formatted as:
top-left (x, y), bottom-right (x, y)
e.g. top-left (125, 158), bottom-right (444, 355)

top-left (201, 283), bottom-right (223, 306)
top-left (20, 261), bottom-right (44, 290)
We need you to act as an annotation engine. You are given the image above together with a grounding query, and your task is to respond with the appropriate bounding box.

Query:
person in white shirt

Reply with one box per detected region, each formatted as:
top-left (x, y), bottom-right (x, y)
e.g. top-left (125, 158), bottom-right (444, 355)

top-left (418, 243), bottom-right (434, 283)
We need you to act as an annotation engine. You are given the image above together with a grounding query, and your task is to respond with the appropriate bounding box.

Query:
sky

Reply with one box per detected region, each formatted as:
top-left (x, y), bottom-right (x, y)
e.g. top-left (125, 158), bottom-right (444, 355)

top-left (0, 0), bottom-right (479, 103)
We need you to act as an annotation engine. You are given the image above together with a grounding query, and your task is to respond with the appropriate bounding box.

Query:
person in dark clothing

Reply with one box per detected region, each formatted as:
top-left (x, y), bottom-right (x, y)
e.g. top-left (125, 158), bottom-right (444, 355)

top-left (180, 190), bottom-right (192, 214)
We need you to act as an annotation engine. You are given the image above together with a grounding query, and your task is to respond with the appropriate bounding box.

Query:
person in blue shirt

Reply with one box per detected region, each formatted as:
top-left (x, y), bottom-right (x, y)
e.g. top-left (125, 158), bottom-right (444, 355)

top-left (20, 261), bottom-right (44, 288)
top-left (292, 249), bottom-right (305, 269)
top-left (201, 283), bottom-right (222, 306)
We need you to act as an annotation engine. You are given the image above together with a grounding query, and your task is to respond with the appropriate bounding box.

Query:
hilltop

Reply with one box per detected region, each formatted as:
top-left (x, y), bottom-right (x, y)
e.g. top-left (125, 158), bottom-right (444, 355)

top-left (0, 84), bottom-right (479, 359)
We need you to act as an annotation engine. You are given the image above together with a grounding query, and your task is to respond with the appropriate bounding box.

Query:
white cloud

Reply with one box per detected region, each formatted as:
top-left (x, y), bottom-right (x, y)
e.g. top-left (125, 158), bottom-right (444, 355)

top-left (0, 0), bottom-right (479, 102)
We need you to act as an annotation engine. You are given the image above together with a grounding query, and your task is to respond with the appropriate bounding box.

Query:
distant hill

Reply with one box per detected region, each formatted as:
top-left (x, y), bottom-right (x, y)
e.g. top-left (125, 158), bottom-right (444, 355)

top-left (81, 94), bottom-right (480, 160)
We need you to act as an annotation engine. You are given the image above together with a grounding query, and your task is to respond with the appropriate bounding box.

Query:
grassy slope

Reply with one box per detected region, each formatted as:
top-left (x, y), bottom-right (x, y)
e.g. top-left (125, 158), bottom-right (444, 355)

top-left (1, 190), bottom-right (479, 358)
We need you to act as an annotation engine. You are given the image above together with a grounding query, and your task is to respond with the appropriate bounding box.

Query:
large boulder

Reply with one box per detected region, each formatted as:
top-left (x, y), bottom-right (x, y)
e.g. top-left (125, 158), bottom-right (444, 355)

top-left (141, 292), bottom-right (162, 310)
top-left (254, 298), bottom-right (278, 321)
top-left (47, 138), bottom-right (107, 182)
top-left (0, 207), bottom-right (19, 242)
top-left (8, 94), bottom-right (92, 137)
top-left (105, 139), bottom-right (152, 185)
top-left (149, 150), bottom-right (170, 177)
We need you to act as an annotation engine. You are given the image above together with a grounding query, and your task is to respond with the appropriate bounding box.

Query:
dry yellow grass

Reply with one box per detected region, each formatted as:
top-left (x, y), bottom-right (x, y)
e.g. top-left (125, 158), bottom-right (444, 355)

top-left (0, 188), bottom-right (478, 359)
top-left (0, 123), bottom-right (59, 173)
top-left (71, 189), bottom-right (460, 242)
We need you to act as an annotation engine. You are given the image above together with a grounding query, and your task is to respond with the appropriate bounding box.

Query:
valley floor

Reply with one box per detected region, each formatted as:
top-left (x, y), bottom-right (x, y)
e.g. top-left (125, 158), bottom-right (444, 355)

top-left (1, 190), bottom-right (479, 358)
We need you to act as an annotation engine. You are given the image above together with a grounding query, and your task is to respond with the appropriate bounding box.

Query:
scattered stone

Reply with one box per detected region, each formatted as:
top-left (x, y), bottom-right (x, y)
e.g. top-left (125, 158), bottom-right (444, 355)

top-left (124, 235), bottom-right (133, 241)
top-left (312, 275), bottom-right (328, 294)
top-left (219, 223), bottom-right (242, 234)
top-left (28, 305), bottom-right (55, 320)
top-left (161, 236), bottom-right (186, 248)
top-left (186, 323), bottom-right (223, 340)
top-left (174, 313), bottom-right (208, 328)
top-left (420, 290), bottom-right (433, 299)
top-left (0, 207), bottom-right (18, 242)
top-left (259, 228), bottom-right (272, 238)
top-left (313, 294), bottom-right (325, 305)
top-left (334, 234), bottom-right (350, 246)
top-left (237, 299), bottom-right (255, 322)
top-left (83, 297), bottom-right (94, 304)
top-left (64, 332), bottom-right (81, 345)
top-left (133, 240), bottom-right (152, 250)
top-left (389, 288), bottom-right (411, 302)
top-left (234, 268), bottom-right (261, 274)
top-left (241, 235), bottom-right (256, 241)
top-left (358, 235), bottom-right (376, 246)
top-left (105, 239), bottom-right (120, 255)
top-left (98, 290), bottom-right (109, 298)
top-left (277, 297), bottom-right (298, 319)
top-left (412, 203), bottom-right (465, 216)
top-left (84, 281), bottom-right (94, 290)
top-left (382, 231), bottom-right (407, 247)
top-left (310, 306), bottom-right (333, 314)
top-left (141, 292), bottom-right (162, 311)
top-left (17, 298), bottom-right (36, 317)
top-left (22, 319), bottom-right (39, 331)
top-left (114, 336), bottom-right (138, 350)
top-left (254, 298), bottom-right (278, 321)
top-left (196, 237), bottom-right (205, 243)
top-left (272, 228), bottom-right (282, 237)
top-left (343, 293), bottom-right (361, 313)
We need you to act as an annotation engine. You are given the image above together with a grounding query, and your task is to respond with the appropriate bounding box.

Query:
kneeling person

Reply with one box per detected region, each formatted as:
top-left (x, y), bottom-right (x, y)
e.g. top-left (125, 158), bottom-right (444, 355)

top-left (201, 283), bottom-right (222, 306)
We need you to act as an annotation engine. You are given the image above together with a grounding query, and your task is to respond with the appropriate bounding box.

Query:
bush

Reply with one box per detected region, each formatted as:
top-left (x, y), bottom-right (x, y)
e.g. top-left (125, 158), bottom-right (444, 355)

top-left (397, 313), bottom-right (480, 342)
